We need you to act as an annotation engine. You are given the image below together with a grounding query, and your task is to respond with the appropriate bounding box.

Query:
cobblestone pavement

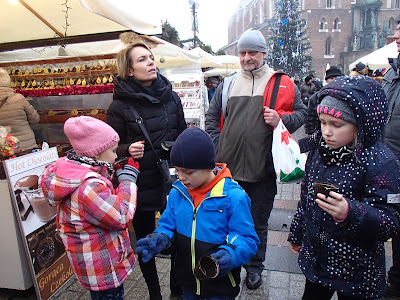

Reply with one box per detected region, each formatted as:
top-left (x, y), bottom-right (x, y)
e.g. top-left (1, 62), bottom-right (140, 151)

top-left (0, 126), bottom-right (397, 300)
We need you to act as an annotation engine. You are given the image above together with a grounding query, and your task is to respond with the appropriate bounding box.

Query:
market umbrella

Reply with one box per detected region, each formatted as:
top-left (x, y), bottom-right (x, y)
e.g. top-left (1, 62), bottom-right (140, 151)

top-left (215, 55), bottom-right (241, 69)
top-left (188, 48), bottom-right (222, 68)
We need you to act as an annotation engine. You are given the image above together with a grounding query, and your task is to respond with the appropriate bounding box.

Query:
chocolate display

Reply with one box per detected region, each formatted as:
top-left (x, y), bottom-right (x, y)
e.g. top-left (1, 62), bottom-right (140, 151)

top-left (15, 175), bottom-right (39, 190)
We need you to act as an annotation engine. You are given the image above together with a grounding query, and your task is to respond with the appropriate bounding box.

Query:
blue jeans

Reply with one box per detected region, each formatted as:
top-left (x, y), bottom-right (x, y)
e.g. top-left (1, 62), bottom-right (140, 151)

top-left (90, 285), bottom-right (124, 300)
top-left (182, 289), bottom-right (234, 300)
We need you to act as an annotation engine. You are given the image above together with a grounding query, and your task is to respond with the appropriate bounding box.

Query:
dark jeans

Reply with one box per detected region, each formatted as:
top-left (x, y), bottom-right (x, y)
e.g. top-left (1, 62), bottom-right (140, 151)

top-left (132, 210), bottom-right (162, 300)
top-left (132, 210), bottom-right (181, 299)
top-left (238, 179), bottom-right (277, 274)
top-left (388, 235), bottom-right (400, 287)
top-left (182, 289), bottom-right (234, 300)
top-left (302, 279), bottom-right (367, 300)
top-left (90, 285), bottom-right (124, 300)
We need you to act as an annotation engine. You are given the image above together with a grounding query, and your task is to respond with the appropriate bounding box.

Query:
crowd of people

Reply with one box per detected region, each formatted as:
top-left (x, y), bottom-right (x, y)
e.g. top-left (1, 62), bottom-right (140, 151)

top-left (31, 16), bottom-right (400, 300)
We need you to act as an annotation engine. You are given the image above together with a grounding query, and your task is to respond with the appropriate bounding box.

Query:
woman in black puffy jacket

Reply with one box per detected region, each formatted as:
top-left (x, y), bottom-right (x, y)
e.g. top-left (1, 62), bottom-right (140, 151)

top-left (107, 42), bottom-right (187, 300)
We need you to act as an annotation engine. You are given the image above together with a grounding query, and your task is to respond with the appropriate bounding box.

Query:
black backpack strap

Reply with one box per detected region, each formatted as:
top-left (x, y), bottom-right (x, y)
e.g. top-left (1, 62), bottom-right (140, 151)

top-left (269, 73), bottom-right (283, 110)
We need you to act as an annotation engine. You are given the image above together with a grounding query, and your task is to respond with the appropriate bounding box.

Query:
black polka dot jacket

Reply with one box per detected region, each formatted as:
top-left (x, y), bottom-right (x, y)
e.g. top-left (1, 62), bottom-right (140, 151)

top-left (288, 76), bottom-right (400, 299)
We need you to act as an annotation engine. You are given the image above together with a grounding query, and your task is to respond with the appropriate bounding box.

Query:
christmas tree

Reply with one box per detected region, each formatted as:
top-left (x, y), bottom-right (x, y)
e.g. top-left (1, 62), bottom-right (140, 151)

top-left (266, 0), bottom-right (312, 77)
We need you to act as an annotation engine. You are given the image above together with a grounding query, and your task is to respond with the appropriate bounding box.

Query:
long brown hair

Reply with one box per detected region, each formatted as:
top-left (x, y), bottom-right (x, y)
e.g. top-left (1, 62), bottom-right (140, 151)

top-left (116, 42), bottom-right (153, 81)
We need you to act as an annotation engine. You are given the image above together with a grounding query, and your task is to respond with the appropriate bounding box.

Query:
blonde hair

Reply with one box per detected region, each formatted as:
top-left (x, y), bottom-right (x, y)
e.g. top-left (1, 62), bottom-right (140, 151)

top-left (116, 42), bottom-right (153, 81)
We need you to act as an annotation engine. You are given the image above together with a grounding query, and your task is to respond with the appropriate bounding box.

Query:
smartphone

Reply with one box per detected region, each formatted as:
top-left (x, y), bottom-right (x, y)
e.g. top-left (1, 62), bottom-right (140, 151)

top-left (314, 182), bottom-right (339, 202)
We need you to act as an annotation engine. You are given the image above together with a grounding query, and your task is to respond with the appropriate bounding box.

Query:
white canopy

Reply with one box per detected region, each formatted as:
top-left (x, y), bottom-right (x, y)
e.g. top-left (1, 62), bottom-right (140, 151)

top-left (1, 0), bottom-right (161, 46)
top-left (349, 42), bottom-right (398, 71)
top-left (188, 48), bottom-right (223, 68)
top-left (204, 68), bottom-right (238, 77)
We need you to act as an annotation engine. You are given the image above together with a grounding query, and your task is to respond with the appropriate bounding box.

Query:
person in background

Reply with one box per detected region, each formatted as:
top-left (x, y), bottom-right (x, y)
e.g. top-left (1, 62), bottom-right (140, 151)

top-left (381, 17), bottom-right (400, 299)
top-left (372, 69), bottom-right (384, 83)
top-left (206, 28), bottom-right (306, 290)
top-left (349, 62), bottom-right (367, 76)
top-left (136, 127), bottom-right (260, 300)
top-left (289, 76), bottom-right (400, 300)
top-left (304, 66), bottom-right (344, 135)
top-left (207, 77), bottom-right (219, 102)
top-left (0, 68), bottom-right (40, 151)
top-left (300, 75), bottom-right (316, 105)
top-left (313, 77), bottom-right (322, 91)
top-left (106, 42), bottom-right (187, 299)
top-left (202, 82), bottom-right (210, 114)
top-left (41, 116), bottom-right (139, 300)
top-left (294, 75), bottom-right (302, 90)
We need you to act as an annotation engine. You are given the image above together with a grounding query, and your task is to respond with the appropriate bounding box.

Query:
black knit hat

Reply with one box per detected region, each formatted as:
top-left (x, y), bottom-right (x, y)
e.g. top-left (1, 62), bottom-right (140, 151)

top-left (325, 66), bottom-right (344, 81)
top-left (356, 62), bottom-right (366, 72)
top-left (170, 127), bottom-right (216, 169)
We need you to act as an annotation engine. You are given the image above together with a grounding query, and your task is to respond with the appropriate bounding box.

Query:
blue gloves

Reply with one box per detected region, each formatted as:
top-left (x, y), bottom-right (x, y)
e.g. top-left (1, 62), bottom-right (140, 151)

top-left (210, 249), bottom-right (233, 277)
top-left (115, 158), bottom-right (139, 184)
top-left (136, 233), bottom-right (170, 263)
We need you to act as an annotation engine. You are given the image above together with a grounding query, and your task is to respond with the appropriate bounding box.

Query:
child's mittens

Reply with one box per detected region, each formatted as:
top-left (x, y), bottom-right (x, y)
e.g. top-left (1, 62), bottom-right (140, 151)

top-left (115, 158), bottom-right (139, 183)
top-left (136, 233), bottom-right (170, 263)
top-left (210, 249), bottom-right (233, 277)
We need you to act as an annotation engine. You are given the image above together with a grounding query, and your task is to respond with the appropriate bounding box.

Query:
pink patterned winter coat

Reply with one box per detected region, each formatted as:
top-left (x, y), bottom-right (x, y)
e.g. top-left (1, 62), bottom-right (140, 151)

top-left (41, 156), bottom-right (137, 291)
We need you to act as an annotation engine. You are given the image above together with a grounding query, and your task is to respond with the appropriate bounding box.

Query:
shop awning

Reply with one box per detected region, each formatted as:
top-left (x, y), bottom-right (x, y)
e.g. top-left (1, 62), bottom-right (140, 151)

top-left (1, 0), bottom-right (161, 48)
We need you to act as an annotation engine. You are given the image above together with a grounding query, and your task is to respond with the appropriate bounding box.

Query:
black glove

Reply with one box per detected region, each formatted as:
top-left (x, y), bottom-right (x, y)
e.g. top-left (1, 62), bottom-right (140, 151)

top-left (114, 157), bottom-right (139, 183)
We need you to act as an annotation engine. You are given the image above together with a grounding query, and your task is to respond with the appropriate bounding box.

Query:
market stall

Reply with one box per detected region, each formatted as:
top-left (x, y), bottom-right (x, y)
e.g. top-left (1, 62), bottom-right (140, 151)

top-left (349, 41), bottom-right (398, 71)
top-left (0, 2), bottom-right (229, 293)
top-left (0, 1), bottom-right (163, 297)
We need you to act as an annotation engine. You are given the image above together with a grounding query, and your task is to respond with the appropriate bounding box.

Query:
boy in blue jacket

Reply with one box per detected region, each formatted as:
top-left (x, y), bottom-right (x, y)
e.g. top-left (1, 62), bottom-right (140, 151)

top-left (137, 127), bottom-right (259, 299)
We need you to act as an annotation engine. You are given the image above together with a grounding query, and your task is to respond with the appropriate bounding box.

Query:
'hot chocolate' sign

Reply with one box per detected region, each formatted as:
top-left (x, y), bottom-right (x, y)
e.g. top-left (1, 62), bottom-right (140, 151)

top-left (3, 148), bottom-right (73, 300)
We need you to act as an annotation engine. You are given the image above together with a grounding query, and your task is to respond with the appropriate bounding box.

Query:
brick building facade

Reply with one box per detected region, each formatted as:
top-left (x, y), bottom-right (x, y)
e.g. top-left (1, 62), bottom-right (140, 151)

top-left (222, 0), bottom-right (400, 78)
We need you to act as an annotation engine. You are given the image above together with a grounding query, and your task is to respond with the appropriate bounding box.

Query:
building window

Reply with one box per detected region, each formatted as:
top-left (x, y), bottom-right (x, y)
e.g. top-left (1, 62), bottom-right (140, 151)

top-left (389, 17), bottom-right (396, 33)
top-left (327, 0), bottom-right (333, 8)
top-left (333, 17), bottom-right (341, 32)
top-left (396, 0), bottom-right (400, 8)
top-left (319, 18), bottom-right (328, 32)
top-left (325, 38), bottom-right (331, 55)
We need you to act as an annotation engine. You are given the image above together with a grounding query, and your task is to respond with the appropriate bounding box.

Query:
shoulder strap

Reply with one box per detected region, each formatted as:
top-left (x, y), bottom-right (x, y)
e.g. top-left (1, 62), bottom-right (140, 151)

top-left (128, 106), bottom-right (161, 162)
top-left (263, 73), bottom-right (283, 110)
top-left (222, 72), bottom-right (239, 120)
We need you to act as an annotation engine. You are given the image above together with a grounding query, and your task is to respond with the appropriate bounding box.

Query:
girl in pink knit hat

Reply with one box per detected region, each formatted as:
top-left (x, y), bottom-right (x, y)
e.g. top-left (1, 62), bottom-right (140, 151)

top-left (41, 116), bottom-right (139, 300)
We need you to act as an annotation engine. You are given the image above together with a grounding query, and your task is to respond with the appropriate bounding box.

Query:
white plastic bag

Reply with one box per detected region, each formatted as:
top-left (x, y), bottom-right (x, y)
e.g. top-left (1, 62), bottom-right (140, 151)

top-left (272, 120), bottom-right (306, 183)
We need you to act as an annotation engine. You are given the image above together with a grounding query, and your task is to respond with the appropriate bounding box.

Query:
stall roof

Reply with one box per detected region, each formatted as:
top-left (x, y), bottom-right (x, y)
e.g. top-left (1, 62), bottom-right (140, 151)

top-left (1, 0), bottom-right (161, 51)
top-left (0, 37), bottom-right (202, 70)
top-left (0, 35), bottom-right (241, 71)
top-left (349, 41), bottom-right (398, 71)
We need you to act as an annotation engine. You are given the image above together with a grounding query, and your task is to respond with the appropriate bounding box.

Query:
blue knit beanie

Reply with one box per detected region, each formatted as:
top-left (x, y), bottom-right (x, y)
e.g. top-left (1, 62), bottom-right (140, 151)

top-left (170, 127), bottom-right (215, 169)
